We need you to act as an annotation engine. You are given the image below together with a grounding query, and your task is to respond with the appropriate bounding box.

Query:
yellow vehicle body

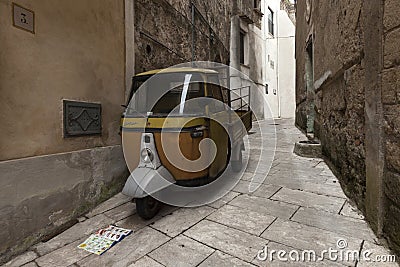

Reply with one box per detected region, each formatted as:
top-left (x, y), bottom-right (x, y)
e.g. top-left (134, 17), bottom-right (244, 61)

top-left (121, 67), bottom-right (252, 219)
top-left (122, 68), bottom-right (235, 184)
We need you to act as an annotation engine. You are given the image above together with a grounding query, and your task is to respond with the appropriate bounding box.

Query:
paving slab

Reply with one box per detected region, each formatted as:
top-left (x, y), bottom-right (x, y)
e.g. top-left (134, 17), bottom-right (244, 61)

top-left (239, 172), bottom-right (258, 181)
top-left (207, 191), bottom-right (240, 209)
top-left (4, 251), bottom-right (37, 267)
top-left (340, 201), bottom-right (365, 220)
top-left (357, 241), bottom-right (398, 267)
top-left (86, 193), bottom-right (131, 218)
top-left (35, 239), bottom-right (88, 267)
top-left (76, 227), bottom-right (170, 267)
top-left (261, 219), bottom-right (363, 254)
top-left (291, 207), bottom-right (376, 242)
top-left (115, 205), bottom-right (179, 232)
top-left (21, 262), bottom-right (38, 267)
top-left (320, 169), bottom-right (337, 177)
top-left (229, 194), bottom-right (299, 219)
top-left (233, 180), bottom-right (261, 194)
top-left (266, 171), bottom-right (328, 186)
top-left (198, 250), bottom-right (254, 267)
top-left (184, 220), bottom-right (267, 262)
top-left (251, 184), bottom-right (281, 199)
top-left (150, 206), bottom-right (215, 238)
top-left (127, 256), bottom-right (164, 267)
top-left (34, 214), bottom-right (113, 256)
top-left (207, 204), bottom-right (276, 236)
top-left (128, 256), bottom-right (164, 267)
top-left (271, 188), bottom-right (345, 213)
top-left (149, 235), bottom-right (214, 267)
top-left (293, 181), bottom-right (346, 198)
top-left (252, 241), bottom-right (347, 267)
top-left (104, 201), bottom-right (136, 221)
top-left (266, 178), bottom-right (345, 198)
top-left (6, 118), bottom-right (395, 267)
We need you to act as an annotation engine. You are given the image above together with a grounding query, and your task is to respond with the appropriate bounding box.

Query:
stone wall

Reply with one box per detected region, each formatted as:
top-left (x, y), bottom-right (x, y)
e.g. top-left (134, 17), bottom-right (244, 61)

top-left (134, 0), bottom-right (232, 73)
top-left (296, 0), bottom-right (366, 208)
top-left (294, 0), bottom-right (308, 130)
top-left (315, 0), bottom-right (366, 209)
top-left (295, 0), bottom-right (400, 256)
top-left (134, 0), bottom-right (262, 73)
top-left (382, 0), bottom-right (400, 254)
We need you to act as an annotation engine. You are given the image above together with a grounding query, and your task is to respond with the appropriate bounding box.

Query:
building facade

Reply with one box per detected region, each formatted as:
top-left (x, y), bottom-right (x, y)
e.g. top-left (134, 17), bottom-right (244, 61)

top-left (295, 0), bottom-right (400, 255)
top-left (0, 0), bottom-right (129, 262)
top-left (261, 0), bottom-right (296, 119)
top-left (0, 0), bottom-right (263, 262)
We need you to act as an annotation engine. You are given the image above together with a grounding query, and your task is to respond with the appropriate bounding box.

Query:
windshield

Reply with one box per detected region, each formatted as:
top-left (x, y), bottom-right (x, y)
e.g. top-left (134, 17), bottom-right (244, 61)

top-left (127, 72), bottom-right (205, 117)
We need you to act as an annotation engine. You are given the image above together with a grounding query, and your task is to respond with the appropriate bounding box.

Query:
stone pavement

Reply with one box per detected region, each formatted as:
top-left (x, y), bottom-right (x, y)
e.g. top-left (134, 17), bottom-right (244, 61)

top-left (5, 119), bottom-right (398, 267)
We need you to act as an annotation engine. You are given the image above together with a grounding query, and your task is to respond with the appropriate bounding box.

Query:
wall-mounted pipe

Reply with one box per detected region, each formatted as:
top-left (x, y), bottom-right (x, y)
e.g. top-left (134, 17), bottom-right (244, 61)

top-left (191, 1), bottom-right (195, 63)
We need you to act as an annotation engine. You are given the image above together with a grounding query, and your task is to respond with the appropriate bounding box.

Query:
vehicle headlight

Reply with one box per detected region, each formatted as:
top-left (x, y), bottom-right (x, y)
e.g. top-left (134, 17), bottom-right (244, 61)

top-left (141, 148), bottom-right (154, 163)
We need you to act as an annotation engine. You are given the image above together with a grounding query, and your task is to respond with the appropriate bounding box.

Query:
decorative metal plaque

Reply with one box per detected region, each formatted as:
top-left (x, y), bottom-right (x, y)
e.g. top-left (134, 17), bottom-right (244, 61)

top-left (12, 3), bottom-right (35, 33)
top-left (63, 100), bottom-right (102, 137)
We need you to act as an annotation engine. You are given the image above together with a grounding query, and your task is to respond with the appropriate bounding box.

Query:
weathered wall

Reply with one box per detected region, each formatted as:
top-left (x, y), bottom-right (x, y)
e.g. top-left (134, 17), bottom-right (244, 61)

top-left (0, 0), bottom-right (128, 262)
top-left (0, 0), bottom-right (126, 161)
top-left (296, 0), bottom-right (366, 208)
top-left (294, 0), bottom-right (309, 129)
top-left (277, 9), bottom-right (295, 118)
top-left (296, 0), bottom-right (400, 256)
top-left (382, 0), bottom-right (400, 254)
top-left (134, 0), bottom-right (231, 73)
top-left (262, 0), bottom-right (281, 118)
top-left (315, 0), bottom-right (365, 209)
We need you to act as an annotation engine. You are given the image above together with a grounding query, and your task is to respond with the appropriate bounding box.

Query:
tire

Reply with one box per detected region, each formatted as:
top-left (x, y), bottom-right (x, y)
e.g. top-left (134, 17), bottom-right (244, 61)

top-left (135, 196), bottom-right (161, 220)
top-left (231, 149), bottom-right (243, 173)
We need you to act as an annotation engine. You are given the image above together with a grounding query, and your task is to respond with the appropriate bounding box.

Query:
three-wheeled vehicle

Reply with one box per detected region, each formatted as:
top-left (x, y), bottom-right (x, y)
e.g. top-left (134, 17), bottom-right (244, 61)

top-left (121, 67), bottom-right (252, 219)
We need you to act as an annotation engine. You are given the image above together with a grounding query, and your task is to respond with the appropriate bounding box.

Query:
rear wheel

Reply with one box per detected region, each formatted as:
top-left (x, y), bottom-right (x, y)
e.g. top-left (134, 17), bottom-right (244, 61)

top-left (136, 196), bottom-right (160, 220)
top-left (231, 149), bottom-right (243, 173)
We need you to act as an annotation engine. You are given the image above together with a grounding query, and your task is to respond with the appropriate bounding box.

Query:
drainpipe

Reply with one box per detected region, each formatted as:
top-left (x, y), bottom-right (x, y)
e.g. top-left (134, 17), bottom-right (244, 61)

top-left (276, 11), bottom-right (281, 118)
top-left (191, 2), bottom-right (195, 64)
top-left (230, 16), bottom-right (240, 71)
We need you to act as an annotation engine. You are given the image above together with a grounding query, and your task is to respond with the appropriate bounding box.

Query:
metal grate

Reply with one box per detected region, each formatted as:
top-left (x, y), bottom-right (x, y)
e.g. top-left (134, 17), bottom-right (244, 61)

top-left (63, 100), bottom-right (102, 137)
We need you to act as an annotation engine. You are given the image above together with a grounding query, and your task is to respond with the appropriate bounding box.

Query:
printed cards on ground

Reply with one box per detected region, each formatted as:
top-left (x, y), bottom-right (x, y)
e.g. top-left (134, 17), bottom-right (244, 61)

top-left (77, 234), bottom-right (114, 255)
top-left (78, 225), bottom-right (132, 255)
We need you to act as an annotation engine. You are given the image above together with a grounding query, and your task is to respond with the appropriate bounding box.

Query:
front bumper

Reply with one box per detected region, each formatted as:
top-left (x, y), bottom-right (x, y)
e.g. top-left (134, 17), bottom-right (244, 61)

top-left (122, 166), bottom-right (175, 198)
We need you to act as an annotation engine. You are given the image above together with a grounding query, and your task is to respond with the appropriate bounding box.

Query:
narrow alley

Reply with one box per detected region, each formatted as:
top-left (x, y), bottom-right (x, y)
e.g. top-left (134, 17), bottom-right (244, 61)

top-left (5, 119), bottom-right (395, 267)
top-left (2, 0), bottom-right (400, 266)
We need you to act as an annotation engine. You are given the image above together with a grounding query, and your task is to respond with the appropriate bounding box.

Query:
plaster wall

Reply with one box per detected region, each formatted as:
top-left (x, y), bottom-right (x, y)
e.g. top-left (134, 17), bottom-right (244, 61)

top-left (0, 0), bottom-right (126, 161)
top-left (0, 0), bottom-right (129, 261)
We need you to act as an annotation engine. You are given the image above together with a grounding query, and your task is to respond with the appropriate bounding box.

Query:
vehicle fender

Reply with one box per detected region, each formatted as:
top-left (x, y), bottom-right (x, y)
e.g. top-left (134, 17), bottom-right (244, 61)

top-left (122, 166), bottom-right (175, 198)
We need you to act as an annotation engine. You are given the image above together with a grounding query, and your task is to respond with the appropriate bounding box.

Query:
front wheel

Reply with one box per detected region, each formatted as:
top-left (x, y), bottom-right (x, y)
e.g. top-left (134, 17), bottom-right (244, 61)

top-left (231, 149), bottom-right (243, 173)
top-left (135, 196), bottom-right (161, 220)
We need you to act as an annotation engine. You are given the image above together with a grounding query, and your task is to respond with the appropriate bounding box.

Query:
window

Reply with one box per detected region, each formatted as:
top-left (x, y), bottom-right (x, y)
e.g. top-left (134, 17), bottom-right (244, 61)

top-left (128, 73), bottom-right (205, 116)
top-left (209, 83), bottom-right (225, 112)
top-left (254, 0), bottom-right (258, 9)
top-left (267, 7), bottom-right (274, 36)
top-left (240, 31), bottom-right (245, 64)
